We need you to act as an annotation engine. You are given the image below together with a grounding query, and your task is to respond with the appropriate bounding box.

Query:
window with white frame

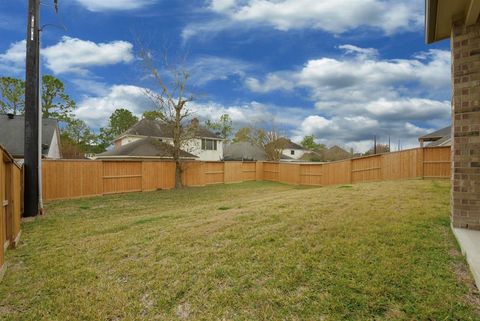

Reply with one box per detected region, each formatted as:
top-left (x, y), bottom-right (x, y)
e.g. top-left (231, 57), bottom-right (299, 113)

top-left (201, 139), bottom-right (218, 151)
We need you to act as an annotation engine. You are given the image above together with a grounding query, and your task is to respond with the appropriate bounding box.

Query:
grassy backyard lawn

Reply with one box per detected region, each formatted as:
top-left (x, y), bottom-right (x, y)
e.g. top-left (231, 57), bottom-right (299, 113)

top-left (0, 180), bottom-right (479, 320)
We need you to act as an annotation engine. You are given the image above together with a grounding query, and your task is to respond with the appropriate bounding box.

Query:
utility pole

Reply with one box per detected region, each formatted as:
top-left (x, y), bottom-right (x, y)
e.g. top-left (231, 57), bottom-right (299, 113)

top-left (24, 0), bottom-right (40, 217)
top-left (373, 135), bottom-right (377, 154)
top-left (388, 136), bottom-right (391, 152)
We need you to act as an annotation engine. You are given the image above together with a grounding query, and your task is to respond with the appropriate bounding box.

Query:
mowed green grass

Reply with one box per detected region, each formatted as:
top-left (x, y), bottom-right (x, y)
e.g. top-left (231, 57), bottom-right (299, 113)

top-left (0, 180), bottom-right (479, 320)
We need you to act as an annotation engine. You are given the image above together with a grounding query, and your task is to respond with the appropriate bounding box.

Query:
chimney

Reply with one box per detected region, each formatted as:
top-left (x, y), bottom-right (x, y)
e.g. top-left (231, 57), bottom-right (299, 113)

top-left (7, 113), bottom-right (14, 119)
top-left (191, 118), bottom-right (199, 128)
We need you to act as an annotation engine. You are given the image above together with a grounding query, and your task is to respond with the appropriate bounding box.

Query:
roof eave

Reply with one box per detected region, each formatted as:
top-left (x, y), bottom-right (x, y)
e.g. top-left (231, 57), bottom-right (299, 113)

top-left (426, 0), bottom-right (440, 44)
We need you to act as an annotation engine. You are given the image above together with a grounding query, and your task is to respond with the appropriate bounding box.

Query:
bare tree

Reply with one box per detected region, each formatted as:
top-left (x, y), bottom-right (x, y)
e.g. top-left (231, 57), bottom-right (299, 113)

top-left (139, 48), bottom-right (197, 188)
top-left (247, 121), bottom-right (288, 161)
top-left (258, 130), bottom-right (288, 161)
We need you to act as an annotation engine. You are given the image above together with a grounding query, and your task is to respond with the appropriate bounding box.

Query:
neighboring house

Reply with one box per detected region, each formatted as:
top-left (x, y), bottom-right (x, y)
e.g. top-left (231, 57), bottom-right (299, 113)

top-left (111, 118), bottom-right (224, 161)
top-left (418, 126), bottom-right (451, 147)
top-left (325, 145), bottom-right (352, 161)
top-left (0, 113), bottom-right (62, 160)
top-left (95, 137), bottom-right (197, 160)
top-left (300, 145), bottom-right (352, 162)
top-left (224, 142), bottom-right (267, 161)
top-left (277, 138), bottom-right (306, 160)
top-left (224, 141), bottom-right (295, 161)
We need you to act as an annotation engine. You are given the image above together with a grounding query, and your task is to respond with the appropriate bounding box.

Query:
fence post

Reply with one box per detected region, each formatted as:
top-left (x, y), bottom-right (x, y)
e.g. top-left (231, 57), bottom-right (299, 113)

top-left (418, 148), bottom-right (424, 179)
top-left (256, 162), bottom-right (264, 181)
top-left (0, 157), bottom-right (5, 281)
top-left (295, 163), bottom-right (301, 185)
top-left (349, 159), bottom-right (353, 184)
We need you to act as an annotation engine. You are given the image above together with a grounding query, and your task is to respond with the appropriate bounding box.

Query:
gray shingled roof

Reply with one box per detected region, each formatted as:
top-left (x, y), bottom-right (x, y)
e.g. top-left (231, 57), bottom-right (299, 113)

top-left (427, 134), bottom-right (451, 147)
top-left (223, 142), bottom-right (293, 161)
top-left (119, 119), bottom-right (222, 140)
top-left (276, 138), bottom-right (305, 150)
top-left (96, 137), bottom-right (197, 159)
top-left (223, 142), bottom-right (267, 161)
top-left (0, 114), bottom-right (59, 157)
top-left (419, 126), bottom-right (451, 141)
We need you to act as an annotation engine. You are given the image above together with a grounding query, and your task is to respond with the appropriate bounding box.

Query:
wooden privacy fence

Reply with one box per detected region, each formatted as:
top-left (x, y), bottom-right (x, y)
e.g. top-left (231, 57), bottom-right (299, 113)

top-left (42, 146), bottom-right (451, 201)
top-left (263, 147), bottom-right (451, 186)
top-left (0, 145), bottom-right (22, 280)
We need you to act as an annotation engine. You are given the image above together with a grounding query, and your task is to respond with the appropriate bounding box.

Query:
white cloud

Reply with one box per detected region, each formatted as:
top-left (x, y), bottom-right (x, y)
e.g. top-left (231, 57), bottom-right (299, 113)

top-left (245, 73), bottom-right (295, 93)
top-left (70, 78), bottom-right (111, 96)
top-left (75, 84), bottom-right (310, 131)
top-left (210, 0), bottom-right (236, 12)
top-left (246, 45), bottom-right (452, 152)
top-left (42, 37), bottom-right (134, 75)
top-left (189, 56), bottom-right (253, 85)
top-left (0, 37), bottom-right (135, 76)
top-left (74, 0), bottom-right (156, 12)
top-left (76, 85), bottom-right (151, 128)
top-left (338, 44), bottom-right (378, 59)
top-left (249, 46), bottom-right (450, 99)
top-left (185, 0), bottom-right (423, 40)
top-left (0, 40), bottom-right (26, 74)
top-left (363, 98), bottom-right (450, 121)
top-left (292, 112), bottom-right (436, 152)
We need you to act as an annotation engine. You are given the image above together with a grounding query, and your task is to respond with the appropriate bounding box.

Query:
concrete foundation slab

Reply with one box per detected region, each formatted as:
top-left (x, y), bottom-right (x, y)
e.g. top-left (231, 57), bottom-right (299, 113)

top-left (453, 227), bottom-right (480, 289)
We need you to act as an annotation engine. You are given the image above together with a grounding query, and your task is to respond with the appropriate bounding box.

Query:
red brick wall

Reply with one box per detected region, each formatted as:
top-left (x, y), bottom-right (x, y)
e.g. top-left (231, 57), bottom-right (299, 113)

top-left (451, 21), bottom-right (480, 230)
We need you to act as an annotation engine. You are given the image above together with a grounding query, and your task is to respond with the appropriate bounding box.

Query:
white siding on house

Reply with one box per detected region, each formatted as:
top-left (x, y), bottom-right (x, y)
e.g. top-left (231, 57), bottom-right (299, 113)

top-left (116, 135), bottom-right (224, 161)
top-left (183, 138), bottom-right (223, 161)
top-left (282, 148), bottom-right (305, 160)
top-left (47, 128), bottom-right (61, 159)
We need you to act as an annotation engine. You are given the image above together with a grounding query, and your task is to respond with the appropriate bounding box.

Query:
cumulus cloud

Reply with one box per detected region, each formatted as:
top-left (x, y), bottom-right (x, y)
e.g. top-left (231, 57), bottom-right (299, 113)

top-left (0, 40), bottom-right (26, 74)
top-left (75, 83), bottom-right (310, 132)
top-left (0, 37), bottom-right (134, 76)
top-left (247, 45), bottom-right (451, 101)
top-left (42, 37), bottom-right (134, 75)
top-left (74, 0), bottom-right (156, 12)
top-left (184, 0), bottom-right (423, 40)
top-left (247, 45), bottom-right (452, 151)
top-left (75, 85), bottom-right (151, 128)
top-left (291, 112), bottom-right (439, 152)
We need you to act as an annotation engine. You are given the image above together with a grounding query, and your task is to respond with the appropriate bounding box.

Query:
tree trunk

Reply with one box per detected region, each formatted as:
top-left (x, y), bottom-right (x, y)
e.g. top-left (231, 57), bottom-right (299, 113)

top-left (175, 160), bottom-right (183, 188)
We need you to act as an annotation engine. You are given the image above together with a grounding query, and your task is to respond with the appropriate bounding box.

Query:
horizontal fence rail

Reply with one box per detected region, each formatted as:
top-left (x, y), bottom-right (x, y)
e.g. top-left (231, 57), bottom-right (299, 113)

top-left (42, 147), bottom-right (451, 201)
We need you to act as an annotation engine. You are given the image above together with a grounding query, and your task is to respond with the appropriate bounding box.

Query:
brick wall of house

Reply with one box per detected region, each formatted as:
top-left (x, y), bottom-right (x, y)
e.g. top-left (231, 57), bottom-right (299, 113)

top-left (451, 21), bottom-right (480, 230)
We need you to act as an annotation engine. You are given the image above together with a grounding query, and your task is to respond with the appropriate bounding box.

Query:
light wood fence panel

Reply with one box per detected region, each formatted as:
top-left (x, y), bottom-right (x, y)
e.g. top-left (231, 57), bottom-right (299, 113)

top-left (0, 155), bottom-right (5, 273)
top-left (263, 162), bottom-right (279, 182)
top-left (225, 162), bottom-right (243, 183)
top-left (11, 166), bottom-right (21, 245)
top-left (103, 161), bottom-right (143, 195)
top-left (279, 163), bottom-right (301, 185)
top-left (0, 146), bottom-right (23, 281)
top-left (423, 147), bottom-right (451, 178)
top-left (255, 162), bottom-right (264, 181)
top-left (382, 149), bottom-right (421, 180)
top-left (204, 162), bottom-right (224, 185)
top-left (299, 163), bottom-right (323, 186)
top-left (352, 156), bottom-right (382, 183)
top-left (323, 160), bottom-right (352, 186)
top-left (181, 161), bottom-right (205, 187)
top-left (40, 147), bottom-right (451, 201)
top-left (43, 160), bottom-right (103, 200)
top-left (242, 162), bottom-right (257, 182)
top-left (142, 161), bottom-right (176, 191)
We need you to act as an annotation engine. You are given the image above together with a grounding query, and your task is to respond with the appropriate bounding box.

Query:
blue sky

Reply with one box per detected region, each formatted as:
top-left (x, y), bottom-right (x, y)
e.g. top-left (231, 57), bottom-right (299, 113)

top-left (0, 0), bottom-right (451, 152)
